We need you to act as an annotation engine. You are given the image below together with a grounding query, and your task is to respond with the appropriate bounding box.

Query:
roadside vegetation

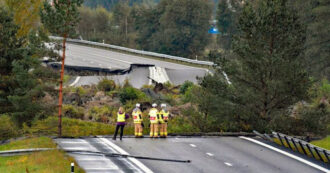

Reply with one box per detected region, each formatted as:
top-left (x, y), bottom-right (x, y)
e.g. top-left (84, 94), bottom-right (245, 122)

top-left (0, 137), bottom-right (84, 173)
top-left (311, 136), bottom-right (330, 150)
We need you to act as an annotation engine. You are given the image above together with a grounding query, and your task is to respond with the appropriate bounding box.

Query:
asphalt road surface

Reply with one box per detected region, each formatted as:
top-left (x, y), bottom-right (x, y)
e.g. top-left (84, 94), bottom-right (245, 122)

top-left (63, 43), bottom-right (209, 87)
top-left (55, 137), bottom-right (329, 173)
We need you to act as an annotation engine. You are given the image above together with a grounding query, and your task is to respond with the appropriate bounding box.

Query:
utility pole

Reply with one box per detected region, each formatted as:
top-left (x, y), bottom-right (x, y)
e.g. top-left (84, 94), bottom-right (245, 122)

top-left (41, 0), bottom-right (83, 136)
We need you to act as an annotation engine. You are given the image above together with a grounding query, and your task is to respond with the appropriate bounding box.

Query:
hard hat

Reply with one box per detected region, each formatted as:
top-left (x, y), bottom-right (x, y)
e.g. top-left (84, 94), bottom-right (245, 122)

top-left (152, 103), bottom-right (157, 107)
top-left (136, 103), bottom-right (140, 108)
top-left (161, 103), bottom-right (166, 108)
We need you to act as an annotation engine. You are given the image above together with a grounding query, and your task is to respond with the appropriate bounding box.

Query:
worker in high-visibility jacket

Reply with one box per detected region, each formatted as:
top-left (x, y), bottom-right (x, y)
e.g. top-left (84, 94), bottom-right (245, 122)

top-left (132, 103), bottom-right (143, 138)
top-left (159, 103), bottom-right (170, 138)
top-left (113, 107), bottom-right (129, 140)
top-left (149, 103), bottom-right (159, 138)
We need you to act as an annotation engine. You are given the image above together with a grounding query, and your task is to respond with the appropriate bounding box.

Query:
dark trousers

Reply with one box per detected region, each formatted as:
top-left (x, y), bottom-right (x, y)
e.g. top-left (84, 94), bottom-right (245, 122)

top-left (113, 124), bottom-right (125, 140)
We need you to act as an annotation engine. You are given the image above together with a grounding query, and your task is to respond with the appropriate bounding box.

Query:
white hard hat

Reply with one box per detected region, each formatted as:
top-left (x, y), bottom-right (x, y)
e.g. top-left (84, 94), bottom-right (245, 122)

top-left (152, 103), bottom-right (157, 107)
top-left (161, 103), bottom-right (166, 108)
top-left (136, 103), bottom-right (140, 108)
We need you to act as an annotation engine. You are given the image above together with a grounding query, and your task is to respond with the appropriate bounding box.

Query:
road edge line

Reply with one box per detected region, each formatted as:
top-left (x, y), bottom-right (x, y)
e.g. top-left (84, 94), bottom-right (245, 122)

top-left (99, 138), bottom-right (154, 173)
top-left (239, 136), bottom-right (329, 173)
top-left (69, 76), bottom-right (81, 87)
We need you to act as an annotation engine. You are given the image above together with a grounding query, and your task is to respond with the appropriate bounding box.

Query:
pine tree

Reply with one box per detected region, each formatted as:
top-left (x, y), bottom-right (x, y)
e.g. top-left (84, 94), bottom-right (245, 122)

top-left (305, 0), bottom-right (330, 80)
top-left (216, 0), bottom-right (240, 49)
top-left (40, 0), bottom-right (83, 136)
top-left (0, 8), bottom-right (57, 126)
top-left (233, 0), bottom-right (311, 128)
top-left (201, 0), bottom-right (311, 131)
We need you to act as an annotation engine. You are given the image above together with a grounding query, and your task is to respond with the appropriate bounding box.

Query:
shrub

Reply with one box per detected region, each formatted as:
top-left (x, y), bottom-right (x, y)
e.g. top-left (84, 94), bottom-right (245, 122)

top-left (0, 114), bottom-right (20, 140)
top-left (88, 106), bottom-right (112, 122)
top-left (180, 81), bottom-right (194, 94)
top-left (119, 87), bottom-right (149, 104)
top-left (62, 105), bottom-right (84, 119)
top-left (75, 86), bottom-right (87, 96)
top-left (182, 85), bottom-right (200, 103)
top-left (98, 79), bottom-right (116, 92)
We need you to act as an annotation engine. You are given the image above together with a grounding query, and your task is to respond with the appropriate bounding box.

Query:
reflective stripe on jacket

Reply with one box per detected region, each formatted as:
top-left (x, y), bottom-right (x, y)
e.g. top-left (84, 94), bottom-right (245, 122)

top-left (149, 108), bottom-right (158, 123)
top-left (132, 109), bottom-right (142, 124)
top-left (159, 109), bottom-right (169, 123)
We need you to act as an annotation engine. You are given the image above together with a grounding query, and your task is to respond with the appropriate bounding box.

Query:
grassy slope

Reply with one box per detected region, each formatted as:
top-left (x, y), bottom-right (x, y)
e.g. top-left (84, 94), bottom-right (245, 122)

top-left (0, 137), bottom-right (85, 173)
top-left (311, 136), bottom-right (330, 150)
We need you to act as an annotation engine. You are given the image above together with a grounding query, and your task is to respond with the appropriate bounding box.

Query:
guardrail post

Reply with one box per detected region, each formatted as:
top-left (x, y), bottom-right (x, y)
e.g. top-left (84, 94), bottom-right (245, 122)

top-left (276, 133), bottom-right (285, 146)
top-left (314, 147), bottom-right (325, 162)
top-left (290, 138), bottom-right (298, 152)
top-left (298, 141), bottom-right (307, 155)
top-left (306, 144), bottom-right (315, 159)
top-left (323, 150), bottom-right (329, 163)
top-left (283, 136), bottom-right (293, 150)
top-left (71, 162), bottom-right (74, 173)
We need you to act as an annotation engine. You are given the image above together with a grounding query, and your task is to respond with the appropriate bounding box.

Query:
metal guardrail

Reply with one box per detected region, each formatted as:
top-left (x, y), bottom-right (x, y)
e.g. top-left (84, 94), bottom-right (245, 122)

top-left (272, 132), bottom-right (330, 164)
top-left (49, 36), bottom-right (214, 66)
top-left (0, 148), bottom-right (54, 156)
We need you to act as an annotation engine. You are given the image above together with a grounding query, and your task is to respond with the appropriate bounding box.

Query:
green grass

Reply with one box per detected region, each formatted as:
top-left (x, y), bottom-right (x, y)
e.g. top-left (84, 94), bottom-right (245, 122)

top-left (0, 137), bottom-right (85, 173)
top-left (311, 136), bottom-right (330, 150)
top-left (0, 137), bottom-right (56, 151)
top-left (26, 116), bottom-right (116, 137)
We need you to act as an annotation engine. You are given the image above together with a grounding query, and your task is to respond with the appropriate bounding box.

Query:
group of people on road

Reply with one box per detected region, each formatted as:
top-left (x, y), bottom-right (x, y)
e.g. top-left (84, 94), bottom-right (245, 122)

top-left (112, 103), bottom-right (170, 140)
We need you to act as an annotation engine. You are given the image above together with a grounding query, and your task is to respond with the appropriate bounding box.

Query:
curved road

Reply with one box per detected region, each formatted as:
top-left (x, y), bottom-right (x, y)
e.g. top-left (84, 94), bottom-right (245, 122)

top-left (55, 137), bottom-right (329, 173)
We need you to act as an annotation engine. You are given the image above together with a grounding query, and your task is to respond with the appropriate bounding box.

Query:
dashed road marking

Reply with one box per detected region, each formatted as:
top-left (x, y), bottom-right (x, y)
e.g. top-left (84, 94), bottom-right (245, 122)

top-left (206, 153), bottom-right (214, 156)
top-left (190, 144), bottom-right (197, 148)
top-left (224, 162), bottom-right (233, 167)
top-left (239, 136), bottom-right (330, 173)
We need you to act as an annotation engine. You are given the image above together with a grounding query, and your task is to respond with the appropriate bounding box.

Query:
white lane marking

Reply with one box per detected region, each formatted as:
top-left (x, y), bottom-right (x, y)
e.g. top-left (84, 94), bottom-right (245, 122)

top-left (206, 153), bottom-right (214, 156)
top-left (99, 138), bottom-right (153, 173)
top-left (190, 144), bottom-right (197, 148)
top-left (69, 76), bottom-right (81, 87)
top-left (60, 141), bottom-right (87, 144)
top-left (84, 168), bottom-right (119, 171)
top-left (76, 158), bottom-right (109, 161)
top-left (224, 162), bottom-right (233, 167)
top-left (90, 61), bottom-right (94, 64)
top-left (62, 147), bottom-right (95, 151)
top-left (99, 64), bottom-right (102, 66)
top-left (239, 136), bottom-right (330, 173)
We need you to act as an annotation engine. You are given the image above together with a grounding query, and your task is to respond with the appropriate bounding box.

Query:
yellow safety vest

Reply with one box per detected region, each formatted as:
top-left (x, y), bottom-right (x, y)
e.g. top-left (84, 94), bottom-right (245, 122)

top-left (132, 109), bottom-right (142, 124)
top-left (159, 110), bottom-right (169, 123)
top-left (117, 112), bottom-right (126, 122)
top-left (149, 108), bottom-right (158, 124)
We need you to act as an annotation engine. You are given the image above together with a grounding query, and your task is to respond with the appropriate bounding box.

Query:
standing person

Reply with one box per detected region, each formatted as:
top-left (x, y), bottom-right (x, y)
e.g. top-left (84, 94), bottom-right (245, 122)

top-left (159, 103), bottom-right (170, 138)
top-left (149, 103), bottom-right (159, 138)
top-left (113, 107), bottom-right (129, 140)
top-left (132, 103), bottom-right (143, 138)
